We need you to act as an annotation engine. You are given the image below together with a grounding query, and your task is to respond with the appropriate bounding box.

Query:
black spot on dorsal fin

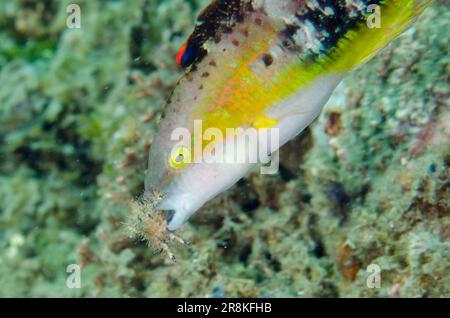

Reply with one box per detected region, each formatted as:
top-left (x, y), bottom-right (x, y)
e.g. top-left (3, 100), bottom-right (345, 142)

top-left (180, 0), bottom-right (253, 68)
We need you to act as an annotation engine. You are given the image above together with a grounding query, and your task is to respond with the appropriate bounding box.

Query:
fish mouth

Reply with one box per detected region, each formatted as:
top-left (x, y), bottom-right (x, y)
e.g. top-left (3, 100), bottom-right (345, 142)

top-left (159, 192), bottom-right (197, 231)
top-left (166, 209), bottom-right (176, 224)
top-left (165, 207), bottom-right (191, 231)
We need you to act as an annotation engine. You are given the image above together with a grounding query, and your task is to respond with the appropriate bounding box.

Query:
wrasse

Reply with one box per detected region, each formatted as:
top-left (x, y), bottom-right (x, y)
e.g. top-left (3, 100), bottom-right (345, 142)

top-left (145, 0), bottom-right (433, 231)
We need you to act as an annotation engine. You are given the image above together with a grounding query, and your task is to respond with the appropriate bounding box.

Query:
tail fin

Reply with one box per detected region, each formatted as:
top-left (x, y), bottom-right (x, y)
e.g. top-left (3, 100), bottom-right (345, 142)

top-left (329, 0), bottom-right (434, 72)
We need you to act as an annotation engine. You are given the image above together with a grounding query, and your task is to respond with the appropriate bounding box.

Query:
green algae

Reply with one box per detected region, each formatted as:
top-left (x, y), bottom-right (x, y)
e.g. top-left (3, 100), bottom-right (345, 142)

top-left (0, 0), bottom-right (448, 297)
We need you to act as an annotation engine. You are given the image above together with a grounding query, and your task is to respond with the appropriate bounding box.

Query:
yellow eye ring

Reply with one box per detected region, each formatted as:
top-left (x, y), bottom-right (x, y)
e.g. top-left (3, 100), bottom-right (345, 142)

top-left (169, 146), bottom-right (191, 169)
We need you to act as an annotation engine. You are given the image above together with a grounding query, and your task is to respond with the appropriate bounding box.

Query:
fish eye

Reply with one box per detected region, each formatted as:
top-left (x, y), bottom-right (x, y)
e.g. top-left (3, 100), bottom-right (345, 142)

top-left (169, 146), bottom-right (191, 169)
top-left (175, 154), bottom-right (183, 162)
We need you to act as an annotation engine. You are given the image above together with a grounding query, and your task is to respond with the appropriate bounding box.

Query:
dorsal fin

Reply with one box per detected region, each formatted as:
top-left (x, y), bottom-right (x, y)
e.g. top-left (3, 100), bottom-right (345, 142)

top-left (176, 0), bottom-right (251, 68)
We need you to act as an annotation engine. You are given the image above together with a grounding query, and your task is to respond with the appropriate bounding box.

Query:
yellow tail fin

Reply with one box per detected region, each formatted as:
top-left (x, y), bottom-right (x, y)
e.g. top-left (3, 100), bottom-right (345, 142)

top-left (330, 0), bottom-right (434, 72)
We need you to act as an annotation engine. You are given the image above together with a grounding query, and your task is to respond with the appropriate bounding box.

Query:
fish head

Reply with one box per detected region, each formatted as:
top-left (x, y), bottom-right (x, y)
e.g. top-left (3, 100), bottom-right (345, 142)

top-left (144, 77), bottom-right (258, 230)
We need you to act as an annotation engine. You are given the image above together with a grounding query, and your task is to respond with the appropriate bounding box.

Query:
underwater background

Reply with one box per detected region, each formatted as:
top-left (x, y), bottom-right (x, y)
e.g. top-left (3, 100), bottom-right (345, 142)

top-left (0, 0), bottom-right (448, 297)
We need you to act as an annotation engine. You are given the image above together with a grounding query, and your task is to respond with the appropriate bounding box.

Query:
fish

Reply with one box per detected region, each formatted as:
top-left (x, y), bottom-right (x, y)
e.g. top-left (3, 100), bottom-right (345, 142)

top-left (145, 0), bottom-right (433, 231)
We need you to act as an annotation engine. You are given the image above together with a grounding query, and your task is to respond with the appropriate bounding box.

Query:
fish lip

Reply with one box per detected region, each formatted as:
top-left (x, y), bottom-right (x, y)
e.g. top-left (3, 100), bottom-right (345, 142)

top-left (166, 209), bottom-right (176, 225)
top-left (159, 192), bottom-right (196, 231)
top-left (166, 209), bottom-right (188, 231)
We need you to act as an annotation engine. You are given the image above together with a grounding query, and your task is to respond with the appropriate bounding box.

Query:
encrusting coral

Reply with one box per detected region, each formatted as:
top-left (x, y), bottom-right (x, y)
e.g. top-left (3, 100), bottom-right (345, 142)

top-left (126, 190), bottom-right (186, 263)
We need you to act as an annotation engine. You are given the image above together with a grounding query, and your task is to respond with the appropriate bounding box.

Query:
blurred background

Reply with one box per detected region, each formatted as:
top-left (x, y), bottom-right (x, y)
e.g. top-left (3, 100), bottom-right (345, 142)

top-left (0, 0), bottom-right (448, 297)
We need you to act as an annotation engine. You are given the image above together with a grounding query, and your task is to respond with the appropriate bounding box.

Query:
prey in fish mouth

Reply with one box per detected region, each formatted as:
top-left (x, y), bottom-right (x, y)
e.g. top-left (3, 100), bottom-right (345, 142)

top-left (144, 0), bottom-right (433, 231)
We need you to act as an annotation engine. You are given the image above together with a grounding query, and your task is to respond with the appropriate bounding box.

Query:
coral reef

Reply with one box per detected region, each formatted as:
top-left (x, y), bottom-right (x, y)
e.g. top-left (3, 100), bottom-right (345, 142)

top-left (0, 0), bottom-right (448, 297)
